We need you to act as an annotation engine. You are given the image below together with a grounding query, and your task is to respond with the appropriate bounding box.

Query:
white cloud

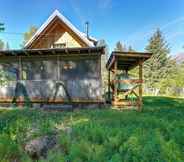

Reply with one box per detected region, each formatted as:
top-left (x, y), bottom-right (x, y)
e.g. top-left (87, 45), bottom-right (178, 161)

top-left (126, 16), bottom-right (184, 47)
top-left (166, 32), bottom-right (184, 40)
top-left (161, 16), bottom-right (184, 31)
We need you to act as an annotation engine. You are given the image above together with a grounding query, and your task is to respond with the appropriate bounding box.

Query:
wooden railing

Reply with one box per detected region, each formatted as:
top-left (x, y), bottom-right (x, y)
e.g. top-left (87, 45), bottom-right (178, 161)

top-left (112, 79), bottom-right (143, 84)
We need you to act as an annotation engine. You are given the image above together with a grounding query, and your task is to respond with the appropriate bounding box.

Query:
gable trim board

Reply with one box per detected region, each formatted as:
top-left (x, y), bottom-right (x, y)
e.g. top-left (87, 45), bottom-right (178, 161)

top-left (24, 10), bottom-right (96, 49)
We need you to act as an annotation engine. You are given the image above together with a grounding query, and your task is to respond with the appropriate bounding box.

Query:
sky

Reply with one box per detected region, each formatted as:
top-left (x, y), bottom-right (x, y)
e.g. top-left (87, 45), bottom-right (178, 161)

top-left (0, 0), bottom-right (184, 55)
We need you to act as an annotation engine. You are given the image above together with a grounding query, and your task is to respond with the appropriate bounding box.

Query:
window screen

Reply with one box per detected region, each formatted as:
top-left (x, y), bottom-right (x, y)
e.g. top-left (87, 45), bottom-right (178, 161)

top-left (22, 57), bottom-right (58, 80)
top-left (0, 59), bottom-right (19, 80)
top-left (60, 59), bottom-right (99, 80)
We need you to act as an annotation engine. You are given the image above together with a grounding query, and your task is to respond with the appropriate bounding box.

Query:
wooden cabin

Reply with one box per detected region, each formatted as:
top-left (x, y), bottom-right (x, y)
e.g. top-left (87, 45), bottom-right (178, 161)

top-left (0, 10), bottom-right (105, 108)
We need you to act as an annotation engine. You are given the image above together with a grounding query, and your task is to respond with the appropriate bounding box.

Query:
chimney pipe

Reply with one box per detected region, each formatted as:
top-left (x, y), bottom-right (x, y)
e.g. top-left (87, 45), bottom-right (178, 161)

top-left (85, 21), bottom-right (89, 39)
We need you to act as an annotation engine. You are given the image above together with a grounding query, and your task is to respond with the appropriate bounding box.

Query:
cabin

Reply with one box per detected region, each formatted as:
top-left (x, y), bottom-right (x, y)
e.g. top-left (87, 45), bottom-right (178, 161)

top-left (0, 10), bottom-right (105, 108)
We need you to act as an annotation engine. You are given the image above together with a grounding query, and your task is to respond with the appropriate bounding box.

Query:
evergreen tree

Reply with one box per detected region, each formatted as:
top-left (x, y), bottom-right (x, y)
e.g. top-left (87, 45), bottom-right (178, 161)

top-left (0, 40), bottom-right (4, 49)
top-left (0, 23), bottom-right (5, 32)
top-left (97, 39), bottom-right (109, 96)
top-left (0, 23), bottom-right (5, 49)
top-left (114, 41), bottom-right (126, 51)
top-left (128, 45), bottom-right (135, 52)
top-left (5, 42), bottom-right (10, 50)
top-left (144, 29), bottom-right (172, 95)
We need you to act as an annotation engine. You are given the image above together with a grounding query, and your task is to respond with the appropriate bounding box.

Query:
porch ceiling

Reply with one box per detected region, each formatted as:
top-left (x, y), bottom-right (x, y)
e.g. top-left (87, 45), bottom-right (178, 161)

top-left (107, 51), bottom-right (152, 71)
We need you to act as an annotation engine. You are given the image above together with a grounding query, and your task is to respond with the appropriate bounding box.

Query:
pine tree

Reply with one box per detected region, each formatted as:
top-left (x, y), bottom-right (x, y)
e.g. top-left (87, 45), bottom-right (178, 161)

top-left (0, 23), bottom-right (5, 32)
top-left (0, 23), bottom-right (5, 49)
top-left (97, 39), bottom-right (109, 96)
top-left (114, 41), bottom-right (126, 51)
top-left (144, 29), bottom-right (172, 95)
top-left (5, 42), bottom-right (10, 50)
top-left (0, 40), bottom-right (4, 49)
top-left (128, 46), bottom-right (135, 52)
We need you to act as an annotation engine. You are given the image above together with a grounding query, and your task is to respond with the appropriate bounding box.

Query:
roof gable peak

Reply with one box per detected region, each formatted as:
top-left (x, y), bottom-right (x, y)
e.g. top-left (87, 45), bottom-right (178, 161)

top-left (24, 10), bottom-right (96, 48)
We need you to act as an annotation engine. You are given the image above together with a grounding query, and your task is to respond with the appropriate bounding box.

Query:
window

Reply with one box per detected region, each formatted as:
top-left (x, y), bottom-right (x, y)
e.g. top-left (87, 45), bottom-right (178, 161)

top-left (53, 43), bottom-right (66, 48)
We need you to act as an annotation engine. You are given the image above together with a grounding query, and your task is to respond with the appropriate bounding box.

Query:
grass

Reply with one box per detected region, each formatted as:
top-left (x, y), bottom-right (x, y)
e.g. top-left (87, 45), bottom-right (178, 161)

top-left (0, 96), bottom-right (184, 162)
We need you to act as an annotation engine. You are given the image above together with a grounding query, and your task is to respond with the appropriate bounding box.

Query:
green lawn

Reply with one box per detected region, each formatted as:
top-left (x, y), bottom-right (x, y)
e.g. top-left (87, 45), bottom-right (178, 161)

top-left (0, 96), bottom-right (184, 162)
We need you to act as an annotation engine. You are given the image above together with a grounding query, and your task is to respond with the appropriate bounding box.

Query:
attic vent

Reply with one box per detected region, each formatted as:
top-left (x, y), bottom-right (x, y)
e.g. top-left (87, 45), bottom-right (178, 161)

top-left (53, 43), bottom-right (66, 48)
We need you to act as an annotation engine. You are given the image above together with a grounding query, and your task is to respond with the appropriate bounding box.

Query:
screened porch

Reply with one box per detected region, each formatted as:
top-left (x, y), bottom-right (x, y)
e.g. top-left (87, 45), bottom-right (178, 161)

top-left (0, 47), bottom-right (104, 105)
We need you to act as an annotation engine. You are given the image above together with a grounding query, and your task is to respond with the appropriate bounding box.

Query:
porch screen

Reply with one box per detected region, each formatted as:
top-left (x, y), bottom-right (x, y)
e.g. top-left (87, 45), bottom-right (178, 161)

top-left (0, 59), bottom-right (19, 99)
top-left (59, 59), bottom-right (101, 99)
top-left (60, 59), bottom-right (99, 80)
top-left (21, 57), bottom-right (57, 80)
top-left (0, 59), bottom-right (19, 80)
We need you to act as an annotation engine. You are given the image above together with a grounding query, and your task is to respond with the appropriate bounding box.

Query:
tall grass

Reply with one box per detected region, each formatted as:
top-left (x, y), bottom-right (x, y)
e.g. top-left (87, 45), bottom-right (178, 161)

top-left (0, 96), bottom-right (184, 161)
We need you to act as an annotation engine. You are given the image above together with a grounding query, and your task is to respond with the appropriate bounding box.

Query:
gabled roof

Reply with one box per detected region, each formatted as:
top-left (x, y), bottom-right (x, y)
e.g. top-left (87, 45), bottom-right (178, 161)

top-left (24, 10), bottom-right (97, 48)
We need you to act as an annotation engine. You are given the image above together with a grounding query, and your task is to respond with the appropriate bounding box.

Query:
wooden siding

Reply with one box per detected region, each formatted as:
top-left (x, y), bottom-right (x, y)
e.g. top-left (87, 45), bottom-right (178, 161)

top-left (28, 17), bottom-right (88, 49)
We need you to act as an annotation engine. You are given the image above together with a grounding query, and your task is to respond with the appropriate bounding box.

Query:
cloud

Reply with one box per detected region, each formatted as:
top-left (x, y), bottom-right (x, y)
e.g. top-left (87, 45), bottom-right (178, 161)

top-left (166, 32), bottom-right (184, 40)
top-left (126, 16), bottom-right (184, 46)
top-left (125, 24), bottom-right (155, 45)
top-left (161, 17), bottom-right (184, 41)
top-left (160, 17), bottom-right (184, 31)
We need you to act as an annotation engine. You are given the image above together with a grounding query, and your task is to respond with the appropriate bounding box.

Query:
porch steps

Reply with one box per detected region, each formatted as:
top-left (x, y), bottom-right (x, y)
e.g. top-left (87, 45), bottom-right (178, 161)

top-left (41, 104), bottom-right (74, 111)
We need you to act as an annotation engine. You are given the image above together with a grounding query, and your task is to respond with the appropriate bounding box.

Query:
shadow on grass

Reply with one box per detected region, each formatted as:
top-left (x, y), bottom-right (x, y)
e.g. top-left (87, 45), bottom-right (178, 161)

top-left (141, 96), bottom-right (184, 120)
top-left (1, 96), bottom-right (184, 161)
top-left (143, 96), bottom-right (184, 109)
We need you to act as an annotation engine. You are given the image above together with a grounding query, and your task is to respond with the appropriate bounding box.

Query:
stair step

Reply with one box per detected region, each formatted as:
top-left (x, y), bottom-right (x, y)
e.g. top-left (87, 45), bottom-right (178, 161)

top-left (41, 104), bottom-right (73, 110)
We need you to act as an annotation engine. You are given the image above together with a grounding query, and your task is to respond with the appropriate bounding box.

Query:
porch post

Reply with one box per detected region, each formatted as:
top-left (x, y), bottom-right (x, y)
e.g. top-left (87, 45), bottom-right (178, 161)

top-left (18, 56), bottom-right (22, 80)
top-left (108, 70), bottom-right (111, 103)
top-left (138, 60), bottom-right (143, 111)
top-left (113, 60), bottom-right (118, 103)
top-left (57, 55), bottom-right (60, 80)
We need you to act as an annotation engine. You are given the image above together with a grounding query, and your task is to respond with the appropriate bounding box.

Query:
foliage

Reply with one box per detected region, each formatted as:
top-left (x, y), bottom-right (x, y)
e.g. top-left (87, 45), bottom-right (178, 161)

top-left (0, 23), bottom-right (5, 32)
top-left (0, 23), bottom-right (5, 50)
top-left (97, 39), bottom-right (109, 95)
top-left (128, 45), bottom-right (135, 52)
top-left (0, 97), bottom-right (184, 161)
top-left (144, 29), bottom-right (173, 95)
top-left (5, 42), bottom-right (10, 50)
top-left (21, 26), bottom-right (38, 46)
top-left (0, 134), bottom-right (24, 162)
top-left (0, 70), bottom-right (9, 86)
top-left (161, 61), bottom-right (184, 96)
top-left (0, 39), bottom-right (4, 49)
top-left (114, 41), bottom-right (126, 51)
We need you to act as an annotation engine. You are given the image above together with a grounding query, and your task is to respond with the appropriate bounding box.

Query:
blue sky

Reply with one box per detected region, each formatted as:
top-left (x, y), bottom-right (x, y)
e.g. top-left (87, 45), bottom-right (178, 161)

top-left (0, 0), bottom-right (184, 55)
